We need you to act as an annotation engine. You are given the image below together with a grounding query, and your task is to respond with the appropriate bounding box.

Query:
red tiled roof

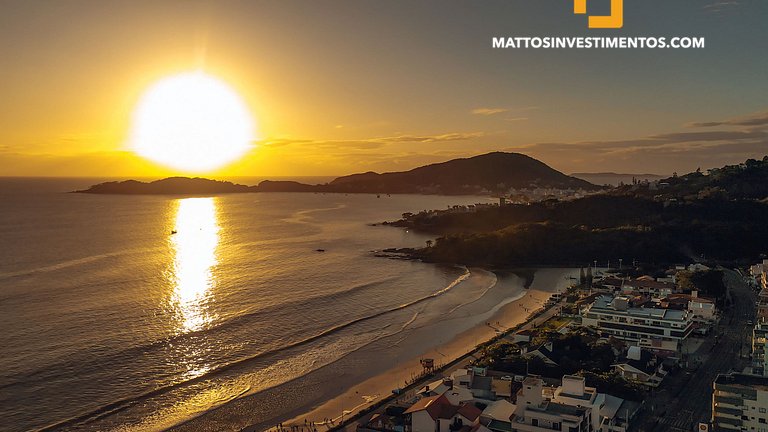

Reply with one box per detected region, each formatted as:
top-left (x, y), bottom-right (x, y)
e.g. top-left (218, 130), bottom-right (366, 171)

top-left (404, 394), bottom-right (483, 422)
top-left (404, 394), bottom-right (458, 420)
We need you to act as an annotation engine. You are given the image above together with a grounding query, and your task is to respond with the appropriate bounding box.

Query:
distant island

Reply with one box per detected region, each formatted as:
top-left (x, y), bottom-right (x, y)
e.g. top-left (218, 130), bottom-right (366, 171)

top-left (74, 152), bottom-right (601, 195)
top-left (571, 172), bottom-right (667, 187)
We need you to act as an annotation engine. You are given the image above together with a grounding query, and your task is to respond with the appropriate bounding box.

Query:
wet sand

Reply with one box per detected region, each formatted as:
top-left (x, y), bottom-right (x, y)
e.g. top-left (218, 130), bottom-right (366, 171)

top-left (263, 268), bottom-right (576, 431)
top-left (168, 268), bottom-right (576, 432)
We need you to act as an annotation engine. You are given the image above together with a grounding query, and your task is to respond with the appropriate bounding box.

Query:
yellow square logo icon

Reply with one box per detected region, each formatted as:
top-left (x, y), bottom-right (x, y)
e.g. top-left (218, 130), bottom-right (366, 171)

top-left (574, 0), bottom-right (624, 29)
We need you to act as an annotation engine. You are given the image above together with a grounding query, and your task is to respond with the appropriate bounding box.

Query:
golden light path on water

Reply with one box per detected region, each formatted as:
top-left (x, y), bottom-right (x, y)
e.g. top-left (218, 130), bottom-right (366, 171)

top-left (114, 200), bottom-right (247, 432)
top-left (169, 197), bottom-right (219, 379)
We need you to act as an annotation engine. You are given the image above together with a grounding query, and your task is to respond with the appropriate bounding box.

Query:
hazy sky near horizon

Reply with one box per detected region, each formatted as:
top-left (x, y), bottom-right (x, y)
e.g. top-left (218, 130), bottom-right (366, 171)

top-left (1, 0), bottom-right (767, 177)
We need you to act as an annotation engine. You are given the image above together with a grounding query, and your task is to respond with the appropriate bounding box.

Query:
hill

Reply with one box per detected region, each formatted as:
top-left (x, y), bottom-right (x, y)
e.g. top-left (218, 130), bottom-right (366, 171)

top-left (75, 152), bottom-right (598, 195)
top-left (327, 152), bottom-right (598, 194)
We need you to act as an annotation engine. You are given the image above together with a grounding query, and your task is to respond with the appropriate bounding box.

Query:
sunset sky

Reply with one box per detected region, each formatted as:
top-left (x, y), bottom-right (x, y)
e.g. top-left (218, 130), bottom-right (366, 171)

top-left (1, 0), bottom-right (767, 178)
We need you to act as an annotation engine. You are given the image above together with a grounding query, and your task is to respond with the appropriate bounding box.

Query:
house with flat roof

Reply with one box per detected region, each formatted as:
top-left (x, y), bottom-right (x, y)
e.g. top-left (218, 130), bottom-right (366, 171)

top-left (511, 376), bottom-right (593, 432)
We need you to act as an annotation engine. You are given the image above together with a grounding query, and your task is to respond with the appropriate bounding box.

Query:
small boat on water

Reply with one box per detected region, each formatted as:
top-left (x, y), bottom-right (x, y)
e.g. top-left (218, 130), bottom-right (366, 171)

top-left (316, 248), bottom-right (326, 252)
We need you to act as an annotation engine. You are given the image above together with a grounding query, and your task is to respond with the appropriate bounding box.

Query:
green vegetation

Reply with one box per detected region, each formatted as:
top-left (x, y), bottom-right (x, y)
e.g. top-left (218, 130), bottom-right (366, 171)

top-left (474, 330), bottom-right (617, 377)
top-left (677, 269), bottom-right (727, 302)
top-left (395, 157), bottom-right (768, 267)
top-left (625, 156), bottom-right (768, 201)
top-left (472, 327), bottom-right (643, 400)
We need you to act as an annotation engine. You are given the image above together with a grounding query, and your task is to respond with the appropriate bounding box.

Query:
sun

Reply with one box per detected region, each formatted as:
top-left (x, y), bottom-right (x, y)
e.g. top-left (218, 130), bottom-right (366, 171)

top-left (130, 72), bottom-right (256, 172)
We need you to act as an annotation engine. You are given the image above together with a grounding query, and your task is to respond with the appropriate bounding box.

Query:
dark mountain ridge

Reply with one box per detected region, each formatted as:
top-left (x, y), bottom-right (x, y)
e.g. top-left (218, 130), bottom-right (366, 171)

top-left (74, 152), bottom-right (598, 195)
top-left (328, 152), bottom-right (597, 193)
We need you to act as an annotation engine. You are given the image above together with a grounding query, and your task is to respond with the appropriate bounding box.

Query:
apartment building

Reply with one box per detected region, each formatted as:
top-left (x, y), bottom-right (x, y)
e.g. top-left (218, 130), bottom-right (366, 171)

top-left (581, 295), bottom-right (694, 352)
top-left (712, 373), bottom-right (768, 431)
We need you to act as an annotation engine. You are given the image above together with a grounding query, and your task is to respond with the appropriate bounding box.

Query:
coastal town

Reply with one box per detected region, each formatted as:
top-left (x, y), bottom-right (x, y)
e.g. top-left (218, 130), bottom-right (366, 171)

top-left (278, 259), bottom-right (768, 432)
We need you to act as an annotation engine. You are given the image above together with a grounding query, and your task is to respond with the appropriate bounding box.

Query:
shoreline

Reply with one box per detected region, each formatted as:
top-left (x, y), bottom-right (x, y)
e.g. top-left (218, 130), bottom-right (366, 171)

top-left (164, 267), bottom-right (577, 432)
top-left (267, 267), bottom-right (577, 432)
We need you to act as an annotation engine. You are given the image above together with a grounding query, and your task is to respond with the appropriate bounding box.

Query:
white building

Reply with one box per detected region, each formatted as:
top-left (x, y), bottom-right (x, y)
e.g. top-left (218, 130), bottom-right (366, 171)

top-left (511, 376), bottom-right (593, 432)
top-left (660, 292), bottom-right (717, 322)
top-left (504, 376), bottom-right (639, 432)
top-left (581, 295), bottom-right (694, 352)
top-left (552, 376), bottom-right (605, 429)
top-left (712, 373), bottom-right (768, 431)
top-left (689, 297), bottom-right (717, 321)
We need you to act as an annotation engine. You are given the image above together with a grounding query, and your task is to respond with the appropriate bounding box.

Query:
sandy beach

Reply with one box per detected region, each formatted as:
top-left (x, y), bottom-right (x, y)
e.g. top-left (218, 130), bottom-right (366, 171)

top-left (165, 267), bottom-right (578, 432)
top-left (264, 267), bottom-right (578, 432)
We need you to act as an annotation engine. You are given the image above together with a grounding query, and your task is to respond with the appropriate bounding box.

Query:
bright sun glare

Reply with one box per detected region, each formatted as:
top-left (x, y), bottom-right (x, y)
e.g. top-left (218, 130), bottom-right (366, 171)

top-left (130, 72), bottom-right (255, 172)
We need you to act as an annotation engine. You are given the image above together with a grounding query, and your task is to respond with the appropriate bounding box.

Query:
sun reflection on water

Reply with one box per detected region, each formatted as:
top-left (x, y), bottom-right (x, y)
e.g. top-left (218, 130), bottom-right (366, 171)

top-left (169, 197), bottom-right (219, 334)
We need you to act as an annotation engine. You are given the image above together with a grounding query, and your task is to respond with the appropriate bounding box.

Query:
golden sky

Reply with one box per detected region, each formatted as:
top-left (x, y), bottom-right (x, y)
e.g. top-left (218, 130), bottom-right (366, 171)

top-left (1, 0), bottom-right (767, 178)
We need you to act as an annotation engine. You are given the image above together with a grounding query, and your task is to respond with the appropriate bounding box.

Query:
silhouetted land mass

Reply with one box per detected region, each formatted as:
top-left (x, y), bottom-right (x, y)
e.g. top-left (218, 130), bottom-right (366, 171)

top-left (325, 152), bottom-right (598, 193)
top-left (391, 156), bottom-right (768, 267)
top-left (74, 152), bottom-right (599, 195)
top-left (74, 177), bottom-right (251, 194)
top-left (571, 172), bottom-right (666, 187)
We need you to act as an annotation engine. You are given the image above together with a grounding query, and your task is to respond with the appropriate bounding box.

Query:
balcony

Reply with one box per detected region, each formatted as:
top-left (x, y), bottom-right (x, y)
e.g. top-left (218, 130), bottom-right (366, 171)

top-left (714, 395), bottom-right (744, 406)
top-left (714, 405), bottom-right (743, 417)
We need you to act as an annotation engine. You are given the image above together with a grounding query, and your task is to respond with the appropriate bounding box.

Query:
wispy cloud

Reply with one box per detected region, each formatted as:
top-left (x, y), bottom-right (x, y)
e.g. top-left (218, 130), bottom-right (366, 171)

top-left (687, 111), bottom-right (768, 128)
top-left (471, 106), bottom-right (540, 117)
top-left (471, 108), bottom-right (509, 116)
top-left (512, 130), bottom-right (767, 154)
top-left (257, 132), bottom-right (486, 150)
top-left (702, 0), bottom-right (741, 14)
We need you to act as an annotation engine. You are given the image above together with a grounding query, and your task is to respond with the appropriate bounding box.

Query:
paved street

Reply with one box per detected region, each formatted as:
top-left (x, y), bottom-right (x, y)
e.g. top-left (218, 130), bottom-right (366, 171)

top-left (632, 269), bottom-right (756, 432)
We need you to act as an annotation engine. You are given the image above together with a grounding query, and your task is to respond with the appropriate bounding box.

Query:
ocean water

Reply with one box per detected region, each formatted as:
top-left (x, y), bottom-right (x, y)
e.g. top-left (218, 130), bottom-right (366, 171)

top-left (0, 178), bottom-right (533, 432)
